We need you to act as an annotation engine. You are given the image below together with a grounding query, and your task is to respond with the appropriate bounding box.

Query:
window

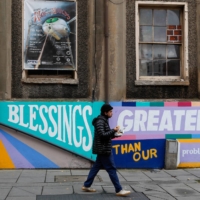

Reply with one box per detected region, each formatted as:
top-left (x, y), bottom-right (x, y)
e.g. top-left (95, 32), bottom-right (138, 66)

top-left (135, 2), bottom-right (188, 85)
top-left (22, 0), bottom-right (78, 84)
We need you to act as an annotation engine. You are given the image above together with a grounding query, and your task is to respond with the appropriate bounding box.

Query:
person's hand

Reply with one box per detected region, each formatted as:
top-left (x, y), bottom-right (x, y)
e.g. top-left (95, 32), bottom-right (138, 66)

top-left (114, 126), bottom-right (120, 132)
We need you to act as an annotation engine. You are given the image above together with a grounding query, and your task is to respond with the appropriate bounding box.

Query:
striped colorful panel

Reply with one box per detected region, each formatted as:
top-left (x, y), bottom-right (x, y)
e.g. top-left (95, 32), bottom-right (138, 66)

top-left (150, 102), bottom-right (164, 107)
top-left (164, 102), bottom-right (178, 107)
top-left (0, 132), bottom-right (33, 168)
top-left (192, 134), bottom-right (200, 138)
top-left (0, 140), bottom-right (15, 168)
top-left (191, 102), bottom-right (200, 107)
top-left (166, 134), bottom-right (192, 139)
top-left (122, 102), bottom-right (136, 107)
top-left (136, 134), bottom-right (165, 140)
top-left (178, 102), bottom-right (192, 107)
top-left (113, 135), bottom-right (136, 140)
top-left (178, 162), bottom-right (200, 168)
top-left (0, 130), bottom-right (58, 168)
top-left (177, 139), bottom-right (200, 143)
top-left (136, 102), bottom-right (150, 107)
top-left (110, 102), bottom-right (122, 106)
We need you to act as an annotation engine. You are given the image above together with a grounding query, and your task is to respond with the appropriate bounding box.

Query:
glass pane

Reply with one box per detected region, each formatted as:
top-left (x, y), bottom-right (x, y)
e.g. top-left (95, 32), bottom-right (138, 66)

top-left (154, 10), bottom-right (166, 26)
top-left (154, 27), bottom-right (166, 42)
top-left (140, 44), bottom-right (152, 59)
top-left (167, 60), bottom-right (180, 75)
top-left (153, 60), bottom-right (166, 76)
top-left (140, 60), bottom-right (153, 76)
top-left (167, 9), bottom-right (180, 25)
top-left (140, 26), bottom-right (153, 42)
top-left (140, 9), bottom-right (152, 25)
top-left (153, 45), bottom-right (166, 59)
top-left (167, 45), bottom-right (180, 59)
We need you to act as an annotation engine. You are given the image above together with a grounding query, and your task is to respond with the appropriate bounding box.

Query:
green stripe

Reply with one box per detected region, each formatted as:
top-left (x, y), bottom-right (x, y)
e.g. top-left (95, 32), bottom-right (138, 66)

top-left (166, 134), bottom-right (192, 139)
top-left (150, 102), bottom-right (164, 107)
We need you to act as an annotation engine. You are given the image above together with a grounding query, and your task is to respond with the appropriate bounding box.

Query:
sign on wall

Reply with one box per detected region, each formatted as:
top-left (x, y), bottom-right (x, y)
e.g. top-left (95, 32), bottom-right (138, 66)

top-left (110, 104), bottom-right (200, 140)
top-left (177, 139), bottom-right (200, 168)
top-left (0, 102), bottom-right (103, 161)
top-left (23, 0), bottom-right (76, 70)
top-left (112, 139), bottom-right (165, 169)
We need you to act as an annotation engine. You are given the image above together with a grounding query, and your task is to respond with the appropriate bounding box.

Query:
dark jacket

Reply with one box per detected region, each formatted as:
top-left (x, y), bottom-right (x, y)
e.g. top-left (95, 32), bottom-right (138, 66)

top-left (92, 115), bottom-right (116, 155)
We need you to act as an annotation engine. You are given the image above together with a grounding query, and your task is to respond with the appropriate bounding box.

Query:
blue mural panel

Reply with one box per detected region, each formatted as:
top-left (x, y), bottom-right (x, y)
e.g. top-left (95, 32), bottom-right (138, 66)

top-left (112, 139), bottom-right (166, 169)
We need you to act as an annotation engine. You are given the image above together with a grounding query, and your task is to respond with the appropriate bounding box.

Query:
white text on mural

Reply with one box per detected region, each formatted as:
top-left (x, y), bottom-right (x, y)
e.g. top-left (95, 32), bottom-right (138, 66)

top-left (117, 109), bottom-right (200, 132)
top-left (7, 105), bottom-right (92, 151)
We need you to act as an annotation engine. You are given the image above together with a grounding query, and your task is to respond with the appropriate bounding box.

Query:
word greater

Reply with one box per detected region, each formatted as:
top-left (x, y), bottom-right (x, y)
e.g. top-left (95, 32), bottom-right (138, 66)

top-left (117, 109), bottom-right (200, 133)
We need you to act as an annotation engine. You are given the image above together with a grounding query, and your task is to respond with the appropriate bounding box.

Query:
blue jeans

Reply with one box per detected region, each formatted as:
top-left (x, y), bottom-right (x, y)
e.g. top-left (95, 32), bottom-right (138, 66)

top-left (84, 153), bottom-right (122, 193)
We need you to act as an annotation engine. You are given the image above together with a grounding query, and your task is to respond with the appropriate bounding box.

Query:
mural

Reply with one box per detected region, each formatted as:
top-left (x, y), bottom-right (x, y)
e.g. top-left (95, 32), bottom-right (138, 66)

top-left (177, 139), bottom-right (200, 168)
top-left (0, 102), bottom-right (103, 161)
top-left (0, 101), bottom-right (200, 169)
top-left (110, 101), bottom-right (200, 140)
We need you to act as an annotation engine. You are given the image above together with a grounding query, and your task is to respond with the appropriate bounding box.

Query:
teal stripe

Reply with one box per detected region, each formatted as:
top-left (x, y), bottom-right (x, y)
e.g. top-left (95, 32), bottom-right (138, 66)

top-left (136, 102), bottom-right (150, 107)
top-left (166, 134), bottom-right (192, 139)
top-left (150, 102), bottom-right (164, 107)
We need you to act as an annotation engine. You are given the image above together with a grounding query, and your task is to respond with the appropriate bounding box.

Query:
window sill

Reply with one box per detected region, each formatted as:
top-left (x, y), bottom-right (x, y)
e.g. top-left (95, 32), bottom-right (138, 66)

top-left (135, 79), bottom-right (189, 86)
top-left (21, 78), bottom-right (79, 85)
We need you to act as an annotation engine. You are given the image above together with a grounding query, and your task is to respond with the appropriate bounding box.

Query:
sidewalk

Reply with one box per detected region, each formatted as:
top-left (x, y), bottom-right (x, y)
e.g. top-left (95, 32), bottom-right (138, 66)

top-left (0, 169), bottom-right (200, 200)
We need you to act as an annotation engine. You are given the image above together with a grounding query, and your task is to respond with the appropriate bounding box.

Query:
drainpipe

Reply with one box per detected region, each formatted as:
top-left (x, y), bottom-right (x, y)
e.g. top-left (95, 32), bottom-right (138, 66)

top-left (104, 0), bottom-right (109, 103)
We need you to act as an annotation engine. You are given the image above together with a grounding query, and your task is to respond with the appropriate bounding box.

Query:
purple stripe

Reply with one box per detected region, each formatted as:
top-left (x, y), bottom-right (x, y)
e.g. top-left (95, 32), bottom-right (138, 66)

top-left (0, 132), bottom-right (34, 168)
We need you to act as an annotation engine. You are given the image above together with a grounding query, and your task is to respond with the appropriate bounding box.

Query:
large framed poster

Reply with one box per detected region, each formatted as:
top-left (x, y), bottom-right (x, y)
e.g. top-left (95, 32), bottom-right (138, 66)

top-left (23, 0), bottom-right (76, 70)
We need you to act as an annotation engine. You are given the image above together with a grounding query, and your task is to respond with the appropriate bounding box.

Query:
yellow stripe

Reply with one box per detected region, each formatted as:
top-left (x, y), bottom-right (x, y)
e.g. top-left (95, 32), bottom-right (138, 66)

top-left (177, 139), bottom-right (200, 143)
top-left (178, 162), bottom-right (200, 168)
top-left (0, 140), bottom-right (15, 168)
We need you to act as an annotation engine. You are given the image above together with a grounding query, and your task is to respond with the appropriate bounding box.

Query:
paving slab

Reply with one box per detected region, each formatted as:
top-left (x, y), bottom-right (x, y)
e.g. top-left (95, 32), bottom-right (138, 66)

top-left (185, 170), bottom-right (200, 178)
top-left (130, 183), bottom-right (166, 193)
top-left (0, 179), bottom-right (17, 183)
top-left (0, 171), bottom-right (21, 179)
top-left (36, 193), bottom-right (148, 200)
top-left (149, 177), bottom-right (178, 181)
top-left (160, 185), bottom-right (200, 197)
top-left (17, 177), bottom-right (45, 183)
top-left (70, 170), bottom-right (90, 175)
top-left (143, 190), bottom-right (176, 200)
top-left (143, 171), bottom-right (174, 178)
top-left (185, 183), bottom-right (200, 192)
top-left (124, 175), bottom-right (152, 182)
top-left (8, 186), bottom-right (42, 197)
top-left (174, 175), bottom-right (199, 181)
top-left (42, 186), bottom-right (73, 195)
top-left (46, 170), bottom-right (71, 182)
top-left (6, 197), bottom-right (36, 200)
top-left (164, 169), bottom-right (192, 176)
top-left (176, 196), bottom-right (200, 200)
top-left (0, 187), bottom-right (11, 200)
top-left (20, 170), bottom-right (46, 177)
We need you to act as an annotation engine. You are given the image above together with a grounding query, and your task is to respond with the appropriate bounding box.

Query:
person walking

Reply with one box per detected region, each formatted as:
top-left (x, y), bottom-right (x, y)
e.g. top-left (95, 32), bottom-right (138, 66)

top-left (82, 103), bottom-right (131, 197)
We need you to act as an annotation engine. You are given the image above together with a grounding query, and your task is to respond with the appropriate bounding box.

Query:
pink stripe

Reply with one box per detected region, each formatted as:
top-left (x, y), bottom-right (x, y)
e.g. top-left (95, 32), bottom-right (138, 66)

top-left (0, 132), bottom-right (34, 168)
top-left (135, 134), bottom-right (165, 140)
top-left (113, 135), bottom-right (136, 141)
top-left (164, 102), bottom-right (178, 107)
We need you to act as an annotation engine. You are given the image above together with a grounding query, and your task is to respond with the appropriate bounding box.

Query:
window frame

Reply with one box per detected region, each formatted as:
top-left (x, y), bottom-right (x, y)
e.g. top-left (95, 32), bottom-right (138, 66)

top-left (21, 0), bottom-right (78, 84)
top-left (135, 1), bottom-right (189, 86)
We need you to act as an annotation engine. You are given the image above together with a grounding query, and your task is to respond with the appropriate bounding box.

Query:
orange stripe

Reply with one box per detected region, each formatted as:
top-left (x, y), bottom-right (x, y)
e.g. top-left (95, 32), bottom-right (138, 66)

top-left (0, 140), bottom-right (15, 168)
top-left (178, 162), bottom-right (200, 168)
top-left (177, 139), bottom-right (200, 143)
